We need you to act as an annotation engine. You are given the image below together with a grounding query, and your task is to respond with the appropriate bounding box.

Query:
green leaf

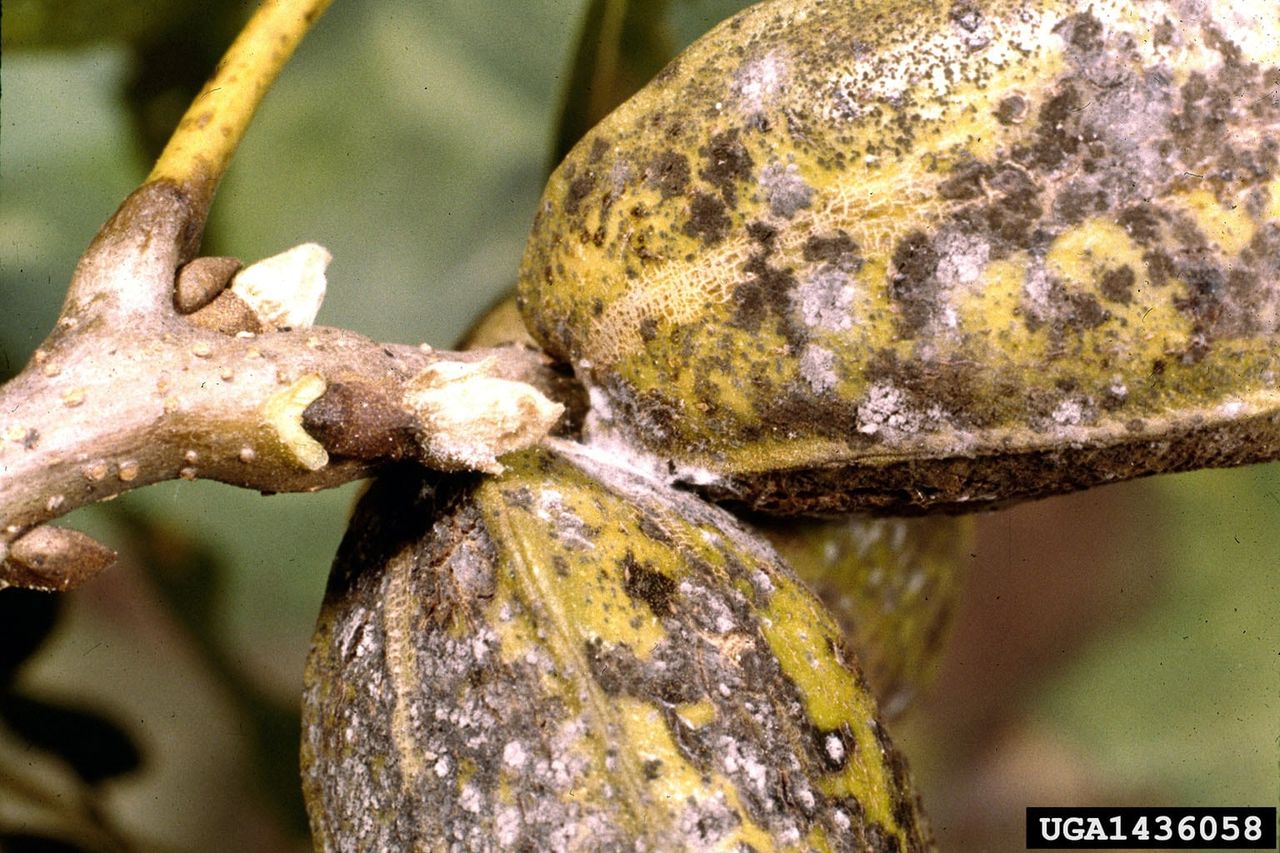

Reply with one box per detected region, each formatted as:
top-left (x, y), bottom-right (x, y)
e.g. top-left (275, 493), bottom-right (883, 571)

top-left (551, 0), bottom-right (674, 168)
top-left (0, 0), bottom-right (188, 50)
top-left (550, 0), bottom-right (759, 168)
top-left (111, 508), bottom-right (309, 836)
top-left (0, 693), bottom-right (142, 785)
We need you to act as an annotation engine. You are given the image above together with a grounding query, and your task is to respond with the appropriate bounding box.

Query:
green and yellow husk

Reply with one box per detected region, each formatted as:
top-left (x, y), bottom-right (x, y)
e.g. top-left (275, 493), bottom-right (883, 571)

top-left (518, 0), bottom-right (1280, 514)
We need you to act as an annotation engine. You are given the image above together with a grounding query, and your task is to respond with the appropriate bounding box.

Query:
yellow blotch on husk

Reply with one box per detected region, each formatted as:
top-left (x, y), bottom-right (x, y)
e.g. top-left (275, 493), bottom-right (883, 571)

top-left (1172, 187), bottom-right (1257, 257)
top-left (758, 574), bottom-right (900, 831)
top-left (761, 514), bottom-right (972, 718)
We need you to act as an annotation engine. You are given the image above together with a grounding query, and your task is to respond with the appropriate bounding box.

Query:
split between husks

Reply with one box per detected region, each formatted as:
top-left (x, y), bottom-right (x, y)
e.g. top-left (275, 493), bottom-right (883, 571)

top-left (518, 0), bottom-right (1280, 514)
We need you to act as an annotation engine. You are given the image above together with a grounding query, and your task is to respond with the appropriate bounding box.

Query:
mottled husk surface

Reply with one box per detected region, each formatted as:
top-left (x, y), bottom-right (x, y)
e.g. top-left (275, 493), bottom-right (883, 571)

top-left (302, 447), bottom-right (929, 851)
top-left (757, 514), bottom-right (972, 720)
top-left (518, 0), bottom-right (1280, 514)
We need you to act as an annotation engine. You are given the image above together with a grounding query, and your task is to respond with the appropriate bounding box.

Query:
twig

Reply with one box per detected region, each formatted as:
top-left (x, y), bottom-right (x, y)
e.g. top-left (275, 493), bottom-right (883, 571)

top-left (0, 193), bottom-right (565, 586)
top-left (149, 0), bottom-right (336, 227)
top-left (0, 0), bottom-right (567, 590)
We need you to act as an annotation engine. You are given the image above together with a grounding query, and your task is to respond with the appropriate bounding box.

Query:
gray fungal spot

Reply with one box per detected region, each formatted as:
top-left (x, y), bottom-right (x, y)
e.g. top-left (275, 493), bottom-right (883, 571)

top-left (761, 161), bottom-right (814, 218)
top-left (799, 345), bottom-right (838, 394)
top-left (793, 265), bottom-right (855, 331)
top-left (824, 733), bottom-right (846, 764)
top-left (933, 231), bottom-right (991, 291)
top-left (857, 384), bottom-right (926, 436)
top-left (732, 52), bottom-right (787, 113)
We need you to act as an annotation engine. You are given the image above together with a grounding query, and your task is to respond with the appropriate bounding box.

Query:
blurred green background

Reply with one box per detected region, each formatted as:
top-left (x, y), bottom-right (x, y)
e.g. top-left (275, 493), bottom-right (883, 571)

top-left (1, 1), bottom-right (1276, 850)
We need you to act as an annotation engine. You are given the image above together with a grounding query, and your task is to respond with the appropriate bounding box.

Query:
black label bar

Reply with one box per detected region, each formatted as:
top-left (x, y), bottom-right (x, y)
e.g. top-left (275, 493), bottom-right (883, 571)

top-left (1026, 806), bottom-right (1277, 849)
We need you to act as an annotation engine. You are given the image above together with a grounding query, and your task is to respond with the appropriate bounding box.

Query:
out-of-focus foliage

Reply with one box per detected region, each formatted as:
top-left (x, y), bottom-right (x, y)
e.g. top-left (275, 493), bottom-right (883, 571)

top-left (899, 464), bottom-right (1280, 849)
top-left (2, 0), bottom-right (190, 50)
top-left (550, 0), bottom-right (760, 163)
top-left (552, 0), bottom-right (676, 167)
top-left (0, 590), bottom-right (144, 850)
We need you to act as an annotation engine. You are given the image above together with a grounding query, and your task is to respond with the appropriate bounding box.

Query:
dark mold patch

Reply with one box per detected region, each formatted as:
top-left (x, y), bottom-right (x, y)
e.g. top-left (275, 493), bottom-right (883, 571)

top-left (639, 316), bottom-right (659, 342)
top-left (1174, 260), bottom-right (1228, 349)
top-left (864, 348), bottom-right (989, 430)
top-left (1118, 205), bottom-right (1162, 244)
top-left (981, 165), bottom-right (1043, 249)
top-left (552, 555), bottom-right (570, 577)
top-left (701, 129), bottom-right (755, 207)
top-left (1099, 265), bottom-right (1135, 304)
top-left (582, 636), bottom-right (709, 708)
top-left (646, 150), bottom-right (691, 199)
top-left (564, 169), bottom-right (596, 218)
top-left (1016, 83), bottom-right (1083, 171)
top-left (1054, 11), bottom-right (1105, 54)
top-left (731, 221), bottom-right (806, 348)
top-left (994, 93), bottom-right (1028, 126)
top-left (1053, 183), bottom-right (1108, 224)
top-left (763, 386), bottom-right (860, 442)
top-left (620, 551), bottom-right (678, 616)
top-left (683, 192), bottom-right (732, 244)
top-left (1143, 249), bottom-right (1176, 288)
top-left (587, 136), bottom-right (611, 164)
top-left (1062, 290), bottom-right (1108, 330)
top-left (888, 230), bottom-right (941, 334)
top-left (803, 231), bottom-right (863, 271)
top-left (937, 159), bottom-right (990, 201)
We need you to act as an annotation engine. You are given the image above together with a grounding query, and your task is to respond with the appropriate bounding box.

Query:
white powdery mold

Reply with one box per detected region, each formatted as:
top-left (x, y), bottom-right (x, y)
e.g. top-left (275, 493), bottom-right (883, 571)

top-left (494, 807), bottom-right (523, 847)
top-left (934, 230), bottom-right (991, 291)
top-left (760, 160), bottom-right (814, 218)
top-left (732, 51), bottom-right (788, 113)
top-left (1051, 398), bottom-right (1086, 427)
top-left (404, 358), bottom-right (563, 474)
top-left (798, 344), bottom-right (838, 394)
top-left (1217, 400), bottom-right (1247, 418)
top-left (562, 421), bottom-right (726, 492)
top-left (230, 242), bottom-right (331, 330)
top-left (1021, 258), bottom-right (1056, 327)
top-left (457, 782), bottom-right (484, 814)
top-left (608, 157), bottom-right (633, 192)
top-left (502, 740), bottom-right (529, 770)
top-left (793, 265), bottom-right (855, 331)
top-left (856, 383), bottom-right (924, 436)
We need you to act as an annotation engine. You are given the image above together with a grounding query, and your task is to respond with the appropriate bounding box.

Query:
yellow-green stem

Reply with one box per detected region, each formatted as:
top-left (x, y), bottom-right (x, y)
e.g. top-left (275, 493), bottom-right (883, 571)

top-left (149, 0), bottom-right (334, 209)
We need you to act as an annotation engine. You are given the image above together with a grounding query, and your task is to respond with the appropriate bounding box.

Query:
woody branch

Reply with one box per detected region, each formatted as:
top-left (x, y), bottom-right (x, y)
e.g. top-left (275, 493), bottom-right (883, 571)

top-left (0, 0), bottom-right (562, 590)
